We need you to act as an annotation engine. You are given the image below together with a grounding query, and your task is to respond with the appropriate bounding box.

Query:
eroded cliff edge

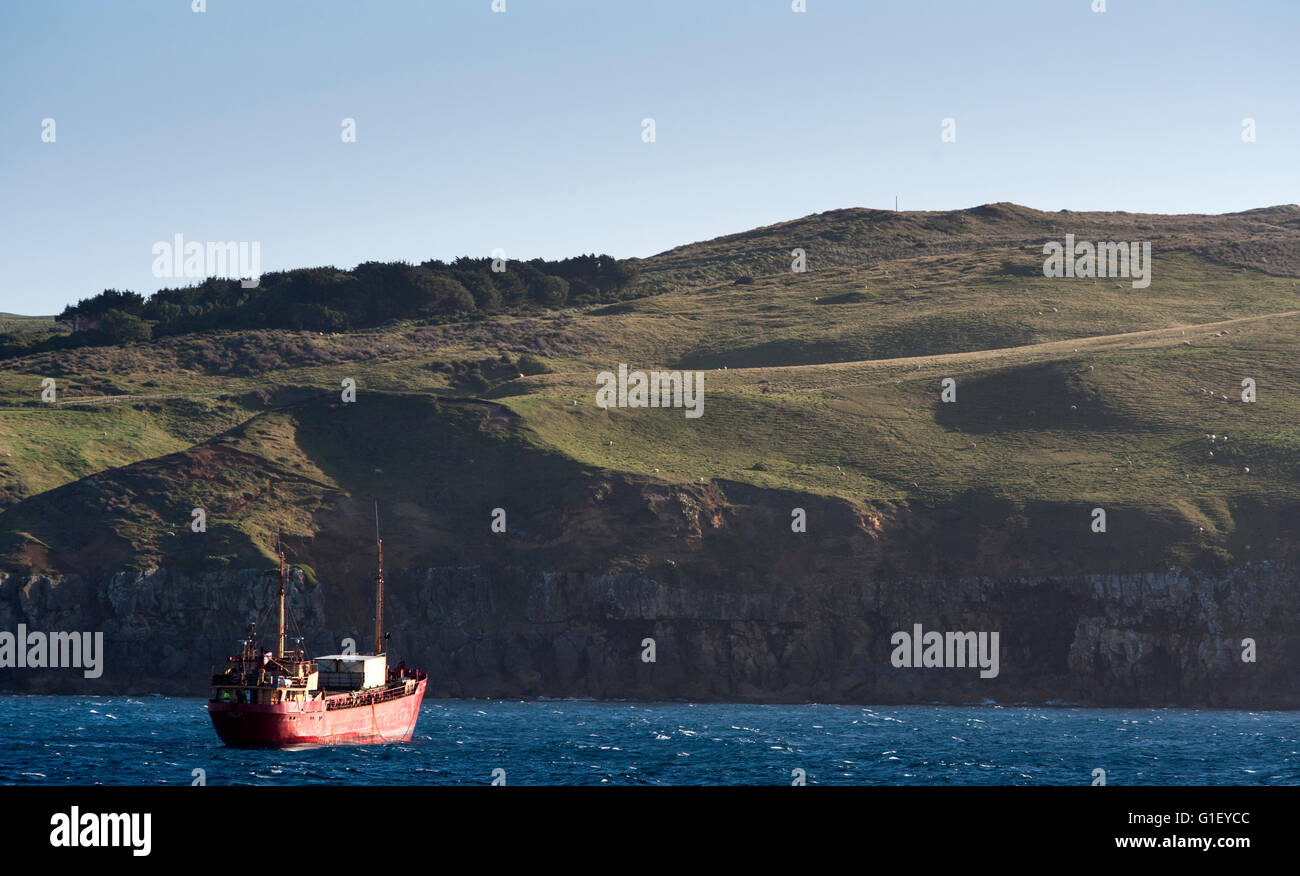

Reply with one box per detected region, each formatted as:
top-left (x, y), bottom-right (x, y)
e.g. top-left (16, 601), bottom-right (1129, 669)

top-left (2, 473), bottom-right (1296, 705)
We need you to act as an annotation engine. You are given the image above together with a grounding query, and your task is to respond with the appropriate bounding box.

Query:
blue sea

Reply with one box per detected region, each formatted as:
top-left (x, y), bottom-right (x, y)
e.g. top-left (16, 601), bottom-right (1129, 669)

top-left (1, 697), bottom-right (1296, 786)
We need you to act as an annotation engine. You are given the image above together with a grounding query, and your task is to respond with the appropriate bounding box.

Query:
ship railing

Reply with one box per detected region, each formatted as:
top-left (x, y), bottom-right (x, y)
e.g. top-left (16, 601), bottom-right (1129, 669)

top-left (210, 673), bottom-right (312, 687)
top-left (323, 680), bottom-right (416, 711)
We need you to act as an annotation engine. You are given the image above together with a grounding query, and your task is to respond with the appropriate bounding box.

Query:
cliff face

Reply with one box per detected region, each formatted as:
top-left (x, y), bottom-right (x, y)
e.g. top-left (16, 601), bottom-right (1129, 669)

top-left (0, 563), bottom-right (1292, 706)
top-left (2, 419), bottom-right (1296, 704)
top-left (391, 562), bottom-right (1296, 706)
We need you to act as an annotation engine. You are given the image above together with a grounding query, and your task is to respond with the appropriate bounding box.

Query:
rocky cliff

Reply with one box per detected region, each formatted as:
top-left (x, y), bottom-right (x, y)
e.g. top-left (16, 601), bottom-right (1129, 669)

top-left (2, 472), bottom-right (1295, 706)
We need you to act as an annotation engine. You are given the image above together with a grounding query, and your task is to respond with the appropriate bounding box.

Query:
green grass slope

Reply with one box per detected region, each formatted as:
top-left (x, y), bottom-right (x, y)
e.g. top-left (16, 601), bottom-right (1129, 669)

top-left (2, 203), bottom-right (1299, 575)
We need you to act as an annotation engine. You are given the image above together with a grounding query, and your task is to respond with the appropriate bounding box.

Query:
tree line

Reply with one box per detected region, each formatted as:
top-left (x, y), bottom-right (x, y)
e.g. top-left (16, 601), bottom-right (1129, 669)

top-left (1, 254), bottom-right (640, 358)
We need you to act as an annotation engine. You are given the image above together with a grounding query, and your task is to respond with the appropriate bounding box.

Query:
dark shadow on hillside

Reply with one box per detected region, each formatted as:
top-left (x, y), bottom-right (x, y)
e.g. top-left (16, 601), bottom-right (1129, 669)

top-left (678, 339), bottom-right (867, 369)
top-left (289, 394), bottom-right (590, 565)
top-left (679, 314), bottom-right (1038, 369)
top-left (868, 315), bottom-right (1036, 359)
top-left (814, 291), bottom-right (875, 305)
top-left (933, 361), bottom-right (1141, 434)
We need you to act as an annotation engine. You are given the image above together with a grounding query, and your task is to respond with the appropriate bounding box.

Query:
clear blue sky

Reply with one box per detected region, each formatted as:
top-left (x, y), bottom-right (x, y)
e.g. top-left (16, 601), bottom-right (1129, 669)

top-left (1, 0), bottom-right (1296, 315)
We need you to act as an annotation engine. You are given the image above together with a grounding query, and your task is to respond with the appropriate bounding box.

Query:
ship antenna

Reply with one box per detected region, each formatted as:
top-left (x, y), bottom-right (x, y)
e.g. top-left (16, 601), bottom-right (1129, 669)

top-left (374, 502), bottom-right (384, 655)
top-left (277, 534), bottom-right (287, 659)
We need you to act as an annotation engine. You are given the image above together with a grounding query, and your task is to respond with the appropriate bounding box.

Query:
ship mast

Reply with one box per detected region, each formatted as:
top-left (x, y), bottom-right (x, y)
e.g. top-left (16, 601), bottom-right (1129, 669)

top-left (374, 502), bottom-right (385, 655)
top-left (277, 535), bottom-right (287, 658)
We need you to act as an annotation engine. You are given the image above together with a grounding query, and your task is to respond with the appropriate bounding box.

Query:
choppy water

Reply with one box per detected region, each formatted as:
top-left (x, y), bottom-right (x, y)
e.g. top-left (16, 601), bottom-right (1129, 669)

top-left (1, 696), bottom-right (1296, 785)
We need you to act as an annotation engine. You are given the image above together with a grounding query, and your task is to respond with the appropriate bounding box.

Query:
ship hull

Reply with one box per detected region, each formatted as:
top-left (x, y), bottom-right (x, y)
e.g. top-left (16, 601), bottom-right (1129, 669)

top-left (207, 678), bottom-right (426, 748)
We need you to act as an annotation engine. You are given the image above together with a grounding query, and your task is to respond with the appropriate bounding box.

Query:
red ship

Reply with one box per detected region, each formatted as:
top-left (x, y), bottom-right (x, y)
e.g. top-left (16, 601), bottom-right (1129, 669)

top-left (207, 513), bottom-right (426, 747)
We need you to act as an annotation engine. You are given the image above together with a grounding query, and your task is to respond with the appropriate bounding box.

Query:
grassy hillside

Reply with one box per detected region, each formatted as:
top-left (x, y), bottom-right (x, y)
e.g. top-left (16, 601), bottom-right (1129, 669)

top-left (3, 202), bottom-right (1299, 575)
top-left (0, 313), bottom-right (60, 331)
